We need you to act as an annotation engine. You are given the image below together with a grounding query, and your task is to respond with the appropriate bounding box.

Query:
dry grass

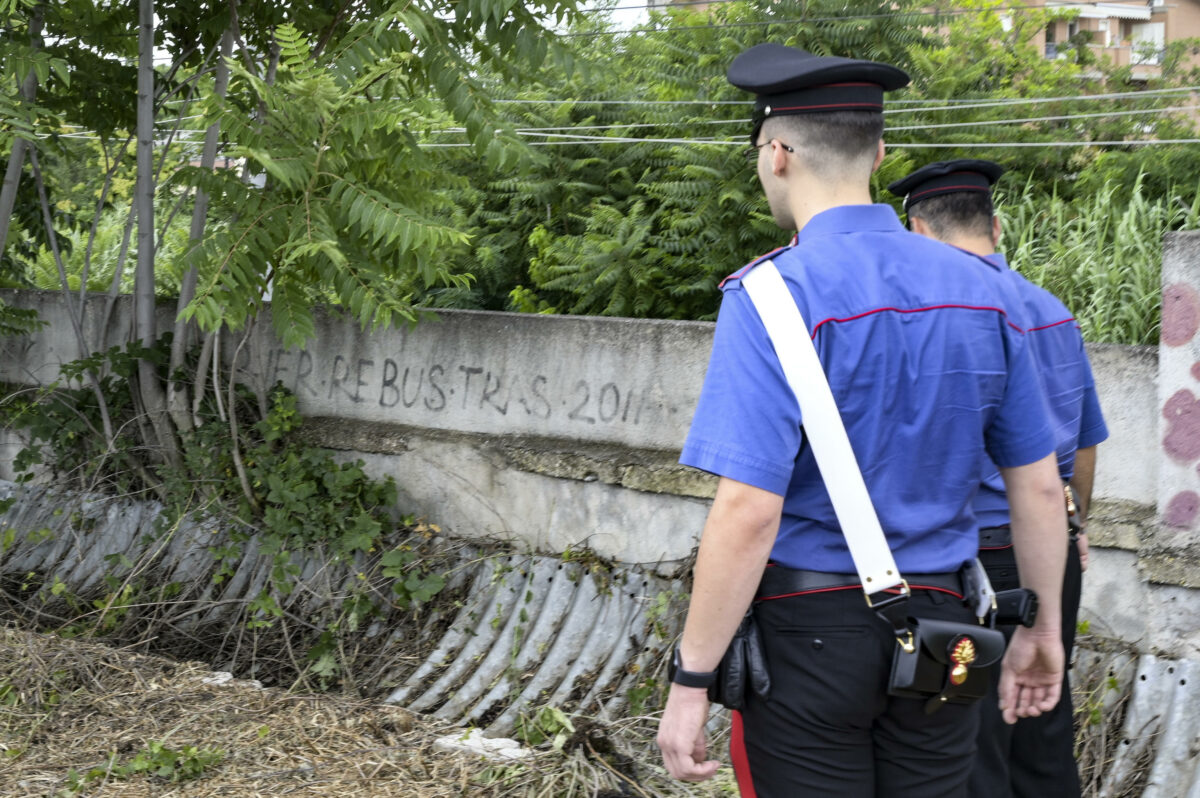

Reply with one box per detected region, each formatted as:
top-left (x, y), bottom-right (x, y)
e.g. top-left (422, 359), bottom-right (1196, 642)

top-left (0, 622), bottom-right (1143, 797)
top-left (0, 626), bottom-right (739, 798)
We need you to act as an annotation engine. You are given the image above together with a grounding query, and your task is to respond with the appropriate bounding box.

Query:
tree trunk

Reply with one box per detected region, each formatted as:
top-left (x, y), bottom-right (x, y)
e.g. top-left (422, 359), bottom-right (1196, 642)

top-left (135, 0), bottom-right (180, 468)
top-left (168, 25), bottom-right (235, 436)
top-left (0, 6), bottom-right (45, 258)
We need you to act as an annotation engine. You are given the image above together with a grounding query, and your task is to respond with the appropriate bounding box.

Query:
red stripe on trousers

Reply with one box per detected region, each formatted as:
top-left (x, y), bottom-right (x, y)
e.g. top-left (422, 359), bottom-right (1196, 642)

top-left (731, 710), bottom-right (758, 797)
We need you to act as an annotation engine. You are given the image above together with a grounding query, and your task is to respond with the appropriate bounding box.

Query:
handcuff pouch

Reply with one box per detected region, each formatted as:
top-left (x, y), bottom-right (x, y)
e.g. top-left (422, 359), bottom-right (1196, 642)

top-left (887, 616), bottom-right (1006, 714)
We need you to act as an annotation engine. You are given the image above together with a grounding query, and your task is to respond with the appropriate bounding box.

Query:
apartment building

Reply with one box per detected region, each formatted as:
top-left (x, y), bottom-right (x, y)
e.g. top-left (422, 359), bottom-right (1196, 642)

top-left (647, 0), bottom-right (1200, 76)
top-left (1038, 0), bottom-right (1200, 77)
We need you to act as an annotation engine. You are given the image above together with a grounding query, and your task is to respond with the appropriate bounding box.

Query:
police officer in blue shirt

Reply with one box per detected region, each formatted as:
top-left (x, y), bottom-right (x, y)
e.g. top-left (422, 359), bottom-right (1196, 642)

top-left (888, 159), bottom-right (1109, 798)
top-left (656, 43), bottom-right (1070, 797)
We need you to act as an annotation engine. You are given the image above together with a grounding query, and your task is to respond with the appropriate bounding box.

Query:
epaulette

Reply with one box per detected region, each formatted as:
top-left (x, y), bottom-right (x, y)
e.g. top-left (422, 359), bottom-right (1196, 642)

top-left (719, 243), bottom-right (792, 290)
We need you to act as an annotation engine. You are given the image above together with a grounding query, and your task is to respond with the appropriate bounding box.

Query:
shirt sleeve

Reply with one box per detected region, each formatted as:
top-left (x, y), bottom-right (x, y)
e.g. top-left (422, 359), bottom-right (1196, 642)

top-left (1076, 352), bottom-right (1109, 449)
top-left (679, 287), bottom-right (803, 496)
top-left (984, 322), bottom-right (1058, 468)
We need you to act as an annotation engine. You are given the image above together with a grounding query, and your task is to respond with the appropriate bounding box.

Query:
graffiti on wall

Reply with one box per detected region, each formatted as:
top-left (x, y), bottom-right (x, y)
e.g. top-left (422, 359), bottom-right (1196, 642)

top-left (257, 347), bottom-right (675, 430)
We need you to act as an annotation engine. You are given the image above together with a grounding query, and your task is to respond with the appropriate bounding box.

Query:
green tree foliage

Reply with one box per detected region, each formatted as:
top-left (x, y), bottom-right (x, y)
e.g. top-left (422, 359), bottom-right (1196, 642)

top-left (411, 0), bottom-right (1200, 334)
top-left (20, 202), bottom-right (191, 295)
top-left (173, 3), bottom-right (579, 347)
top-left (427, 0), bottom-right (933, 320)
top-left (0, 0), bottom-right (582, 503)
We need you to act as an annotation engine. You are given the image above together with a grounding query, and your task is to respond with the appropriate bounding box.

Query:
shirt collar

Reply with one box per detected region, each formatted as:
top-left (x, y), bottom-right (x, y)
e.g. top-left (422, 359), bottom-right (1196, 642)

top-left (945, 244), bottom-right (1007, 272)
top-left (983, 252), bottom-right (1009, 270)
top-left (793, 204), bottom-right (905, 247)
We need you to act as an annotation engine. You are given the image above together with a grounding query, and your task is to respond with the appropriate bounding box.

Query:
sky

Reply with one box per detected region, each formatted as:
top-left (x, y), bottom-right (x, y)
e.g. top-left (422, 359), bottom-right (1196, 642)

top-left (602, 0), bottom-right (652, 28)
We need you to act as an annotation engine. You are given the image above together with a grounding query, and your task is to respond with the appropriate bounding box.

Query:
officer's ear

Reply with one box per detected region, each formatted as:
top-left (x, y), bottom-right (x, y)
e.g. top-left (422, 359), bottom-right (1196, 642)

top-left (991, 215), bottom-right (1002, 249)
top-left (909, 215), bottom-right (933, 238)
top-left (872, 139), bottom-right (885, 172)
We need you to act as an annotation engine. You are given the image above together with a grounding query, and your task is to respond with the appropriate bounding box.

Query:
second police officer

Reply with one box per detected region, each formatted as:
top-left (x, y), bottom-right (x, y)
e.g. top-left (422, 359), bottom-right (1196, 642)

top-left (889, 159), bottom-right (1109, 798)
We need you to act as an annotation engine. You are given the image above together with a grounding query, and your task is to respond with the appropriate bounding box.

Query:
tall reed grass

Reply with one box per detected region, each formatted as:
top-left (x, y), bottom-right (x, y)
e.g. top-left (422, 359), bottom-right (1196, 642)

top-left (999, 176), bottom-right (1200, 346)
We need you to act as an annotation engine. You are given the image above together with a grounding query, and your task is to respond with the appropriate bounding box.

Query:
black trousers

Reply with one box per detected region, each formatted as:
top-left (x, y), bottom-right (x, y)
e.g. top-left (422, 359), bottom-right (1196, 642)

top-left (968, 536), bottom-right (1083, 798)
top-left (733, 587), bottom-right (982, 798)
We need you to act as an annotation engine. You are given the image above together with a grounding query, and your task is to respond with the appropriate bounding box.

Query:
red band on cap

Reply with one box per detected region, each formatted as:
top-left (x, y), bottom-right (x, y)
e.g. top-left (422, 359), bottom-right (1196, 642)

top-left (907, 183), bottom-right (991, 200)
top-left (769, 101), bottom-right (883, 112)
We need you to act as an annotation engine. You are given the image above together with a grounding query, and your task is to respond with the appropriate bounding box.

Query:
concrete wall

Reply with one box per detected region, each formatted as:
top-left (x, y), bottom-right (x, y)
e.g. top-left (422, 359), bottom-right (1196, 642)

top-left (0, 268), bottom-right (1180, 649)
top-left (0, 286), bottom-right (1159, 557)
top-left (258, 306), bottom-right (719, 566)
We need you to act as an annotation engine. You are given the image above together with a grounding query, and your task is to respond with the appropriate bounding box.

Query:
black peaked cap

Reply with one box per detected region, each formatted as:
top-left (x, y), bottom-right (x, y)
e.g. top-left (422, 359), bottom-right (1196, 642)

top-left (886, 159), bottom-right (1006, 212)
top-left (727, 43), bottom-right (910, 143)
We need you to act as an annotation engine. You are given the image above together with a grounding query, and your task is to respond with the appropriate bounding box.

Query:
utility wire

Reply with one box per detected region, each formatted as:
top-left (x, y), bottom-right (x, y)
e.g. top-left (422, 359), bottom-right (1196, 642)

top-left (154, 87), bottom-right (1198, 110)
top-left (41, 128), bottom-right (1200, 149)
top-left (887, 86), bottom-right (1200, 114)
top-left (69, 100), bottom-right (1199, 142)
top-left (578, 0), bottom-right (744, 12)
top-left (573, 0), bottom-right (1164, 14)
top-left (487, 85), bottom-right (1200, 109)
top-left (423, 135), bottom-right (1200, 148)
top-left (888, 104), bottom-right (1200, 131)
top-left (560, 0), bottom-right (1133, 38)
top-left (465, 103), bottom-right (1194, 136)
top-left (511, 119), bottom-right (743, 133)
top-left (890, 138), bottom-right (1200, 147)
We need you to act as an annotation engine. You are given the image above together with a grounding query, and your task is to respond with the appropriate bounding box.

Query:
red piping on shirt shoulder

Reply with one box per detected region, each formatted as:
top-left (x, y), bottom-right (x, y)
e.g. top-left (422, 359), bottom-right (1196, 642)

top-left (720, 246), bottom-right (790, 289)
top-left (1028, 317), bottom-right (1077, 332)
top-left (809, 304), bottom-right (1026, 339)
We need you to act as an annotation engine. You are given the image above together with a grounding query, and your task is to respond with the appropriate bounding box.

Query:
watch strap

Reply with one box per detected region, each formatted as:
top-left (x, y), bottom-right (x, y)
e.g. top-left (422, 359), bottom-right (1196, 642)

top-left (669, 646), bottom-right (718, 688)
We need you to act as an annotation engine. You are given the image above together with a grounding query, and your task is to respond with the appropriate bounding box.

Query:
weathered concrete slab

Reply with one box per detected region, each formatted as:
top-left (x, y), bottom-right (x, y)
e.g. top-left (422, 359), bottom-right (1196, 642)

top-left (1088, 343), bottom-right (1157, 508)
top-left (1080, 547), bottom-right (1152, 647)
top-left (349, 441), bottom-right (711, 567)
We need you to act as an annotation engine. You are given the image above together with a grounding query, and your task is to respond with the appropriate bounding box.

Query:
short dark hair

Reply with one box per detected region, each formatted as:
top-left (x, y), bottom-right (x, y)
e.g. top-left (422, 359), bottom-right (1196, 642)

top-left (761, 110), bottom-right (883, 178)
top-left (907, 190), bottom-right (994, 240)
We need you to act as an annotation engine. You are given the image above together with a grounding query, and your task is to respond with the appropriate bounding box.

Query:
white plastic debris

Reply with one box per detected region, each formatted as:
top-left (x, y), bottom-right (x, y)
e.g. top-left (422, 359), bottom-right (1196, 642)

top-left (199, 671), bottom-right (264, 690)
top-left (433, 728), bottom-right (531, 761)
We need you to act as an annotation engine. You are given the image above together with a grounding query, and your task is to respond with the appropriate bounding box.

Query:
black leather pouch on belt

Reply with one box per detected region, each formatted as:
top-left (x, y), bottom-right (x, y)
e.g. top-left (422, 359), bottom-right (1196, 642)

top-left (887, 616), bottom-right (1006, 714)
top-left (707, 610), bottom-right (772, 710)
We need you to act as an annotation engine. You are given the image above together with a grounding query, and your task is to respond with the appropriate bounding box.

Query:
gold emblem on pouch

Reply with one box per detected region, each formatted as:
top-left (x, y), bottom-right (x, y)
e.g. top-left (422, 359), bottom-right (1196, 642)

top-left (949, 636), bottom-right (977, 686)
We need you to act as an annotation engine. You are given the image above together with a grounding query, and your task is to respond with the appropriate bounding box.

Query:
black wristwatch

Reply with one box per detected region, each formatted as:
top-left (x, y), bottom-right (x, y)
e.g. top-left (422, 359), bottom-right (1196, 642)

top-left (669, 646), bottom-right (719, 689)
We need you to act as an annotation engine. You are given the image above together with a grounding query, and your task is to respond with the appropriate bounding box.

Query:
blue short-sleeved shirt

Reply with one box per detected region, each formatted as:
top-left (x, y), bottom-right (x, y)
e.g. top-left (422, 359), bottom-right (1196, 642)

top-left (973, 253), bottom-right (1109, 528)
top-left (680, 205), bottom-right (1055, 574)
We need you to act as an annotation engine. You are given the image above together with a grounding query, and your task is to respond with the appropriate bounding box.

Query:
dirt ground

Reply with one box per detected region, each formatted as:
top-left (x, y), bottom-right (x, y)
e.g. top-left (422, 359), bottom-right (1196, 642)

top-left (0, 626), bottom-right (736, 798)
top-left (0, 623), bottom-right (1128, 797)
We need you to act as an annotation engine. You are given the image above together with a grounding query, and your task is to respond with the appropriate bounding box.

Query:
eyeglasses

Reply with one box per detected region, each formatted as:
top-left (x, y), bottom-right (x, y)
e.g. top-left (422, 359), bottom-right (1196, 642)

top-left (743, 139), bottom-right (795, 163)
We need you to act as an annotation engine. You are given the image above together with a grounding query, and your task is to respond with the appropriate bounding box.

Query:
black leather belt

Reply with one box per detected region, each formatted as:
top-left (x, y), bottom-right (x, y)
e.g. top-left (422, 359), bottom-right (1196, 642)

top-left (980, 524), bottom-right (1078, 548)
top-left (979, 525), bottom-right (1013, 549)
top-left (756, 565), bottom-right (965, 601)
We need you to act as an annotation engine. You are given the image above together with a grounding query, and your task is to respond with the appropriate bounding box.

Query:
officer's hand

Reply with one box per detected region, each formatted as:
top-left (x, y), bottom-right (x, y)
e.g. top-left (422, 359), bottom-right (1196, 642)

top-left (1076, 532), bottom-right (1089, 572)
top-left (997, 625), bottom-right (1064, 725)
top-left (657, 684), bottom-right (720, 782)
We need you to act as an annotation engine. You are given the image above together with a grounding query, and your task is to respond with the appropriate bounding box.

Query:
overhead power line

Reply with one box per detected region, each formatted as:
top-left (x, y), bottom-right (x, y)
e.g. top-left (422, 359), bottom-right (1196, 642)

top-left (497, 98), bottom-right (750, 105)
top-left (887, 104), bottom-right (1200, 131)
top-left (62, 99), bottom-right (1199, 143)
top-left (449, 103), bottom-right (1193, 136)
top-left (890, 138), bottom-right (1200, 147)
top-left (424, 136), bottom-right (1200, 148)
top-left (490, 85), bottom-right (1200, 109)
top-left (560, 0), bottom-right (1133, 37)
top-left (578, 0), bottom-right (742, 12)
top-left (886, 86), bottom-right (1200, 115)
top-left (574, 0), bottom-right (1138, 14)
